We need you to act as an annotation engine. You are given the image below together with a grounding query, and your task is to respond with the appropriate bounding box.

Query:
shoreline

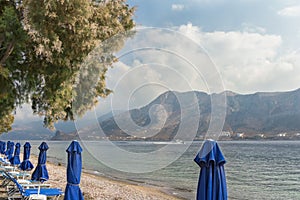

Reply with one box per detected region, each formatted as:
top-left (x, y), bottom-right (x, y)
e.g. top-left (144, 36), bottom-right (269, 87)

top-left (30, 155), bottom-right (184, 200)
top-left (81, 168), bottom-right (189, 199)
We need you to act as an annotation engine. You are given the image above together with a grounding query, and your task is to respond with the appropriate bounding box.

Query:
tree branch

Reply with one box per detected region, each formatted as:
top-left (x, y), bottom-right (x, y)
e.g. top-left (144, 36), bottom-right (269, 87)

top-left (0, 41), bottom-right (15, 67)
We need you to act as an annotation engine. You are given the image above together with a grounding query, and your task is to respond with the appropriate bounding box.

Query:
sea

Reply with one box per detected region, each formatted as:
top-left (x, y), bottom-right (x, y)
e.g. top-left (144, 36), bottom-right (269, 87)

top-left (28, 140), bottom-right (300, 200)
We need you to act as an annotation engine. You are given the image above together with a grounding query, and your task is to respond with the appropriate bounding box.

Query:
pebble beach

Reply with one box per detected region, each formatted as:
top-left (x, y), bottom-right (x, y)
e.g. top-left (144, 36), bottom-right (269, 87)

top-left (30, 155), bottom-right (182, 200)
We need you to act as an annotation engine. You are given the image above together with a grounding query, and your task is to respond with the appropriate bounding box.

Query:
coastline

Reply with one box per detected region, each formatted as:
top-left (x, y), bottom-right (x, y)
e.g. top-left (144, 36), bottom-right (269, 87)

top-left (30, 155), bottom-right (184, 200)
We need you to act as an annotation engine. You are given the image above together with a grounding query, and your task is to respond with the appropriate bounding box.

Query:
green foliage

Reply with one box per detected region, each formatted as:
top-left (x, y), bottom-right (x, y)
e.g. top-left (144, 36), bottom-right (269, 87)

top-left (0, 76), bottom-right (15, 132)
top-left (0, 0), bottom-right (135, 131)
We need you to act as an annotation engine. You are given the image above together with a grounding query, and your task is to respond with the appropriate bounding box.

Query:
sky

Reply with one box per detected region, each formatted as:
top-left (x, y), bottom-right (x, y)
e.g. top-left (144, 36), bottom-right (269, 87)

top-left (14, 0), bottom-right (300, 125)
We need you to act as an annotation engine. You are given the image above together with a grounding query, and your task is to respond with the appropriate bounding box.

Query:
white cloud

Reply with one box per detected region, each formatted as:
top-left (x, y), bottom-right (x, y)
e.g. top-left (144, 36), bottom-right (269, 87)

top-left (171, 4), bottom-right (185, 11)
top-left (241, 23), bottom-right (266, 34)
top-left (178, 23), bottom-right (300, 93)
top-left (90, 27), bottom-right (216, 114)
top-left (278, 5), bottom-right (300, 17)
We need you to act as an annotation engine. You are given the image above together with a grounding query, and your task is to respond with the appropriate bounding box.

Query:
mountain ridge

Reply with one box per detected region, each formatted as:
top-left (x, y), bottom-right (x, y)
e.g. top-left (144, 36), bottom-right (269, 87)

top-left (97, 88), bottom-right (300, 140)
top-left (2, 88), bottom-right (300, 140)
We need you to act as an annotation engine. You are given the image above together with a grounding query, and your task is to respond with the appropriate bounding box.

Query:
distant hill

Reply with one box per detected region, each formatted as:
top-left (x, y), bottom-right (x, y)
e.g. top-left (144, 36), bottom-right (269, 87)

top-left (0, 121), bottom-right (55, 140)
top-left (94, 88), bottom-right (300, 140)
top-left (3, 89), bottom-right (300, 141)
top-left (51, 130), bottom-right (80, 141)
top-left (0, 120), bottom-right (76, 140)
top-left (97, 110), bottom-right (125, 122)
top-left (224, 89), bottom-right (300, 135)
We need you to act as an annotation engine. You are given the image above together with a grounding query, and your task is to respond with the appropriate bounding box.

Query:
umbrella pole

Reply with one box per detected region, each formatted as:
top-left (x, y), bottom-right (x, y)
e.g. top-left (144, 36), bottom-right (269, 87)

top-left (38, 184), bottom-right (41, 195)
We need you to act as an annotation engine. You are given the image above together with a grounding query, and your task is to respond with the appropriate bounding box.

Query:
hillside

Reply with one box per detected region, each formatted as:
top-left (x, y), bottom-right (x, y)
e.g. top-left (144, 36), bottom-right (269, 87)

top-left (0, 121), bottom-right (54, 140)
top-left (3, 89), bottom-right (300, 141)
top-left (96, 89), bottom-right (300, 140)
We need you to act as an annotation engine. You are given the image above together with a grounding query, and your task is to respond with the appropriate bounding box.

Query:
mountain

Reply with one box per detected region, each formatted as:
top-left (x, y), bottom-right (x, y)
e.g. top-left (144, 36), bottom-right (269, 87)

top-left (224, 89), bottom-right (300, 135)
top-left (3, 89), bottom-right (300, 141)
top-left (97, 110), bottom-right (125, 122)
top-left (51, 130), bottom-right (80, 141)
top-left (0, 120), bottom-right (76, 140)
top-left (0, 121), bottom-right (55, 140)
top-left (94, 88), bottom-right (300, 140)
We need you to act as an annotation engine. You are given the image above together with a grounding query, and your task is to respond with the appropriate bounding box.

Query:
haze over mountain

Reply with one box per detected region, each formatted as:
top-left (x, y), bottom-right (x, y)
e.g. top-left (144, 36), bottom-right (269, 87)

top-left (2, 89), bottom-right (300, 140)
top-left (96, 88), bottom-right (300, 140)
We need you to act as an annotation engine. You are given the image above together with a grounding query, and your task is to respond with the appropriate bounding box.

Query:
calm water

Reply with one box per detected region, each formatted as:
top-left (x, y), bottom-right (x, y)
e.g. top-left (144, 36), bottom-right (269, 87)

top-left (28, 140), bottom-right (300, 200)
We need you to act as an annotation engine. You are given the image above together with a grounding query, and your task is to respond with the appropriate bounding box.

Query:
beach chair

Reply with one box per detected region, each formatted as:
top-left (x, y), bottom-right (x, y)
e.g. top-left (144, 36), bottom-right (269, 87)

top-left (4, 172), bottom-right (63, 200)
top-left (2, 171), bottom-right (50, 189)
top-left (0, 170), bottom-right (13, 187)
top-left (0, 157), bottom-right (10, 165)
top-left (9, 170), bottom-right (31, 180)
top-left (1, 170), bottom-right (32, 188)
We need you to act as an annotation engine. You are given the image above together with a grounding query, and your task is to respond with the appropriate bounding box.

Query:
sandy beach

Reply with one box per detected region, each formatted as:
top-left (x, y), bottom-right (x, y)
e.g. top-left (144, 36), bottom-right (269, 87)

top-left (27, 155), bottom-right (182, 200)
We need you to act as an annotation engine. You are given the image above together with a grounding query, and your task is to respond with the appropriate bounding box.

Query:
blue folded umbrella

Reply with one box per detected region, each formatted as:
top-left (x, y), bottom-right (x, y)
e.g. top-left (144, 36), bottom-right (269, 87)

top-left (194, 140), bottom-right (227, 200)
top-left (19, 142), bottom-right (34, 171)
top-left (6, 141), bottom-right (14, 160)
top-left (5, 141), bottom-right (11, 157)
top-left (64, 140), bottom-right (84, 200)
top-left (10, 142), bottom-right (21, 165)
top-left (0, 141), bottom-right (6, 154)
top-left (31, 142), bottom-right (49, 183)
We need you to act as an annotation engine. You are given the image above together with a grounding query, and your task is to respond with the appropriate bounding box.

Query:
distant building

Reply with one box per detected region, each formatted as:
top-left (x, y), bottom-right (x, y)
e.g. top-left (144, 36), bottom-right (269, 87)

top-left (220, 131), bottom-right (231, 137)
top-left (277, 133), bottom-right (287, 137)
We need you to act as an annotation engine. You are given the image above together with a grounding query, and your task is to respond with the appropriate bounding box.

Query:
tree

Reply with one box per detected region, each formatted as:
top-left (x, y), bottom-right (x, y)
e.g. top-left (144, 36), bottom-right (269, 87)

top-left (0, 0), bottom-right (135, 131)
top-left (0, 0), bottom-right (30, 132)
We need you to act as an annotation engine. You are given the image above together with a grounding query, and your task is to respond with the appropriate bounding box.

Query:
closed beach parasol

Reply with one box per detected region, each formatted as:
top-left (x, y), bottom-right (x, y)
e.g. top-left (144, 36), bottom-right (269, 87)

top-left (64, 140), bottom-right (84, 200)
top-left (0, 141), bottom-right (6, 155)
top-left (5, 141), bottom-right (11, 158)
top-left (0, 141), bottom-right (7, 164)
top-left (194, 140), bottom-right (227, 200)
top-left (10, 142), bottom-right (21, 165)
top-left (31, 142), bottom-right (49, 182)
top-left (19, 142), bottom-right (34, 171)
top-left (7, 141), bottom-right (14, 160)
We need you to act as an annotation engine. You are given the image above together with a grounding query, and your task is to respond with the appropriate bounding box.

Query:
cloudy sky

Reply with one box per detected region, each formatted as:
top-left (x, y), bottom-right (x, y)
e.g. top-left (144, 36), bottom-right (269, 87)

top-left (98, 0), bottom-right (300, 110)
top-left (127, 0), bottom-right (300, 91)
top-left (14, 0), bottom-right (300, 124)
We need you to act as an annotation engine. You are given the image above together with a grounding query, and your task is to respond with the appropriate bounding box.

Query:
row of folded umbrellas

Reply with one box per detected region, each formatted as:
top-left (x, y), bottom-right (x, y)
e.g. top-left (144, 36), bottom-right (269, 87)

top-left (0, 140), bottom-right (84, 200)
top-left (0, 141), bottom-right (34, 171)
top-left (1, 139), bottom-right (229, 200)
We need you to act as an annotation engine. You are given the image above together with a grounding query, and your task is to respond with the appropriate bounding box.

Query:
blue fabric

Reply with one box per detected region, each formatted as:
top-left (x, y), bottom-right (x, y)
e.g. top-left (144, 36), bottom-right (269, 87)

top-left (5, 141), bottom-right (9, 155)
top-left (31, 142), bottom-right (49, 182)
top-left (23, 188), bottom-right (63, 197)
top-left (1, 141), bottom-right (5, 154)
top-left (5, 141), bottom-right (10, 157)
top-left (0, 141), bottom-right (6, 154)
top-left (64, 140), bottom-right (84, 200)
top-left (6, 141), bottom-right (14, 160)
top-left (19, 142), bottom-right (34, 171)
top-left (194, 140), bottom-right (227, 200)
top-left (10, 143), bottom-right (21, 165)
top-left (9, 174), bottom-right (63, 197)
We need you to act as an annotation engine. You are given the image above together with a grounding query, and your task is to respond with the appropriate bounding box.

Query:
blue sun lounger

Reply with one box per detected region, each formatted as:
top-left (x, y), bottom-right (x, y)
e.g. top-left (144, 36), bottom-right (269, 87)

top-left (4, 171), bottom-right (63, 200)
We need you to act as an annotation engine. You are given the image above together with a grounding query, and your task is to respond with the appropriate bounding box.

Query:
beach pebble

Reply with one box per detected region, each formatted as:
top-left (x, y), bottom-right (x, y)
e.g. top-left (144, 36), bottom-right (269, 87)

top-left (29, 155), bottom-right (179, 200)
